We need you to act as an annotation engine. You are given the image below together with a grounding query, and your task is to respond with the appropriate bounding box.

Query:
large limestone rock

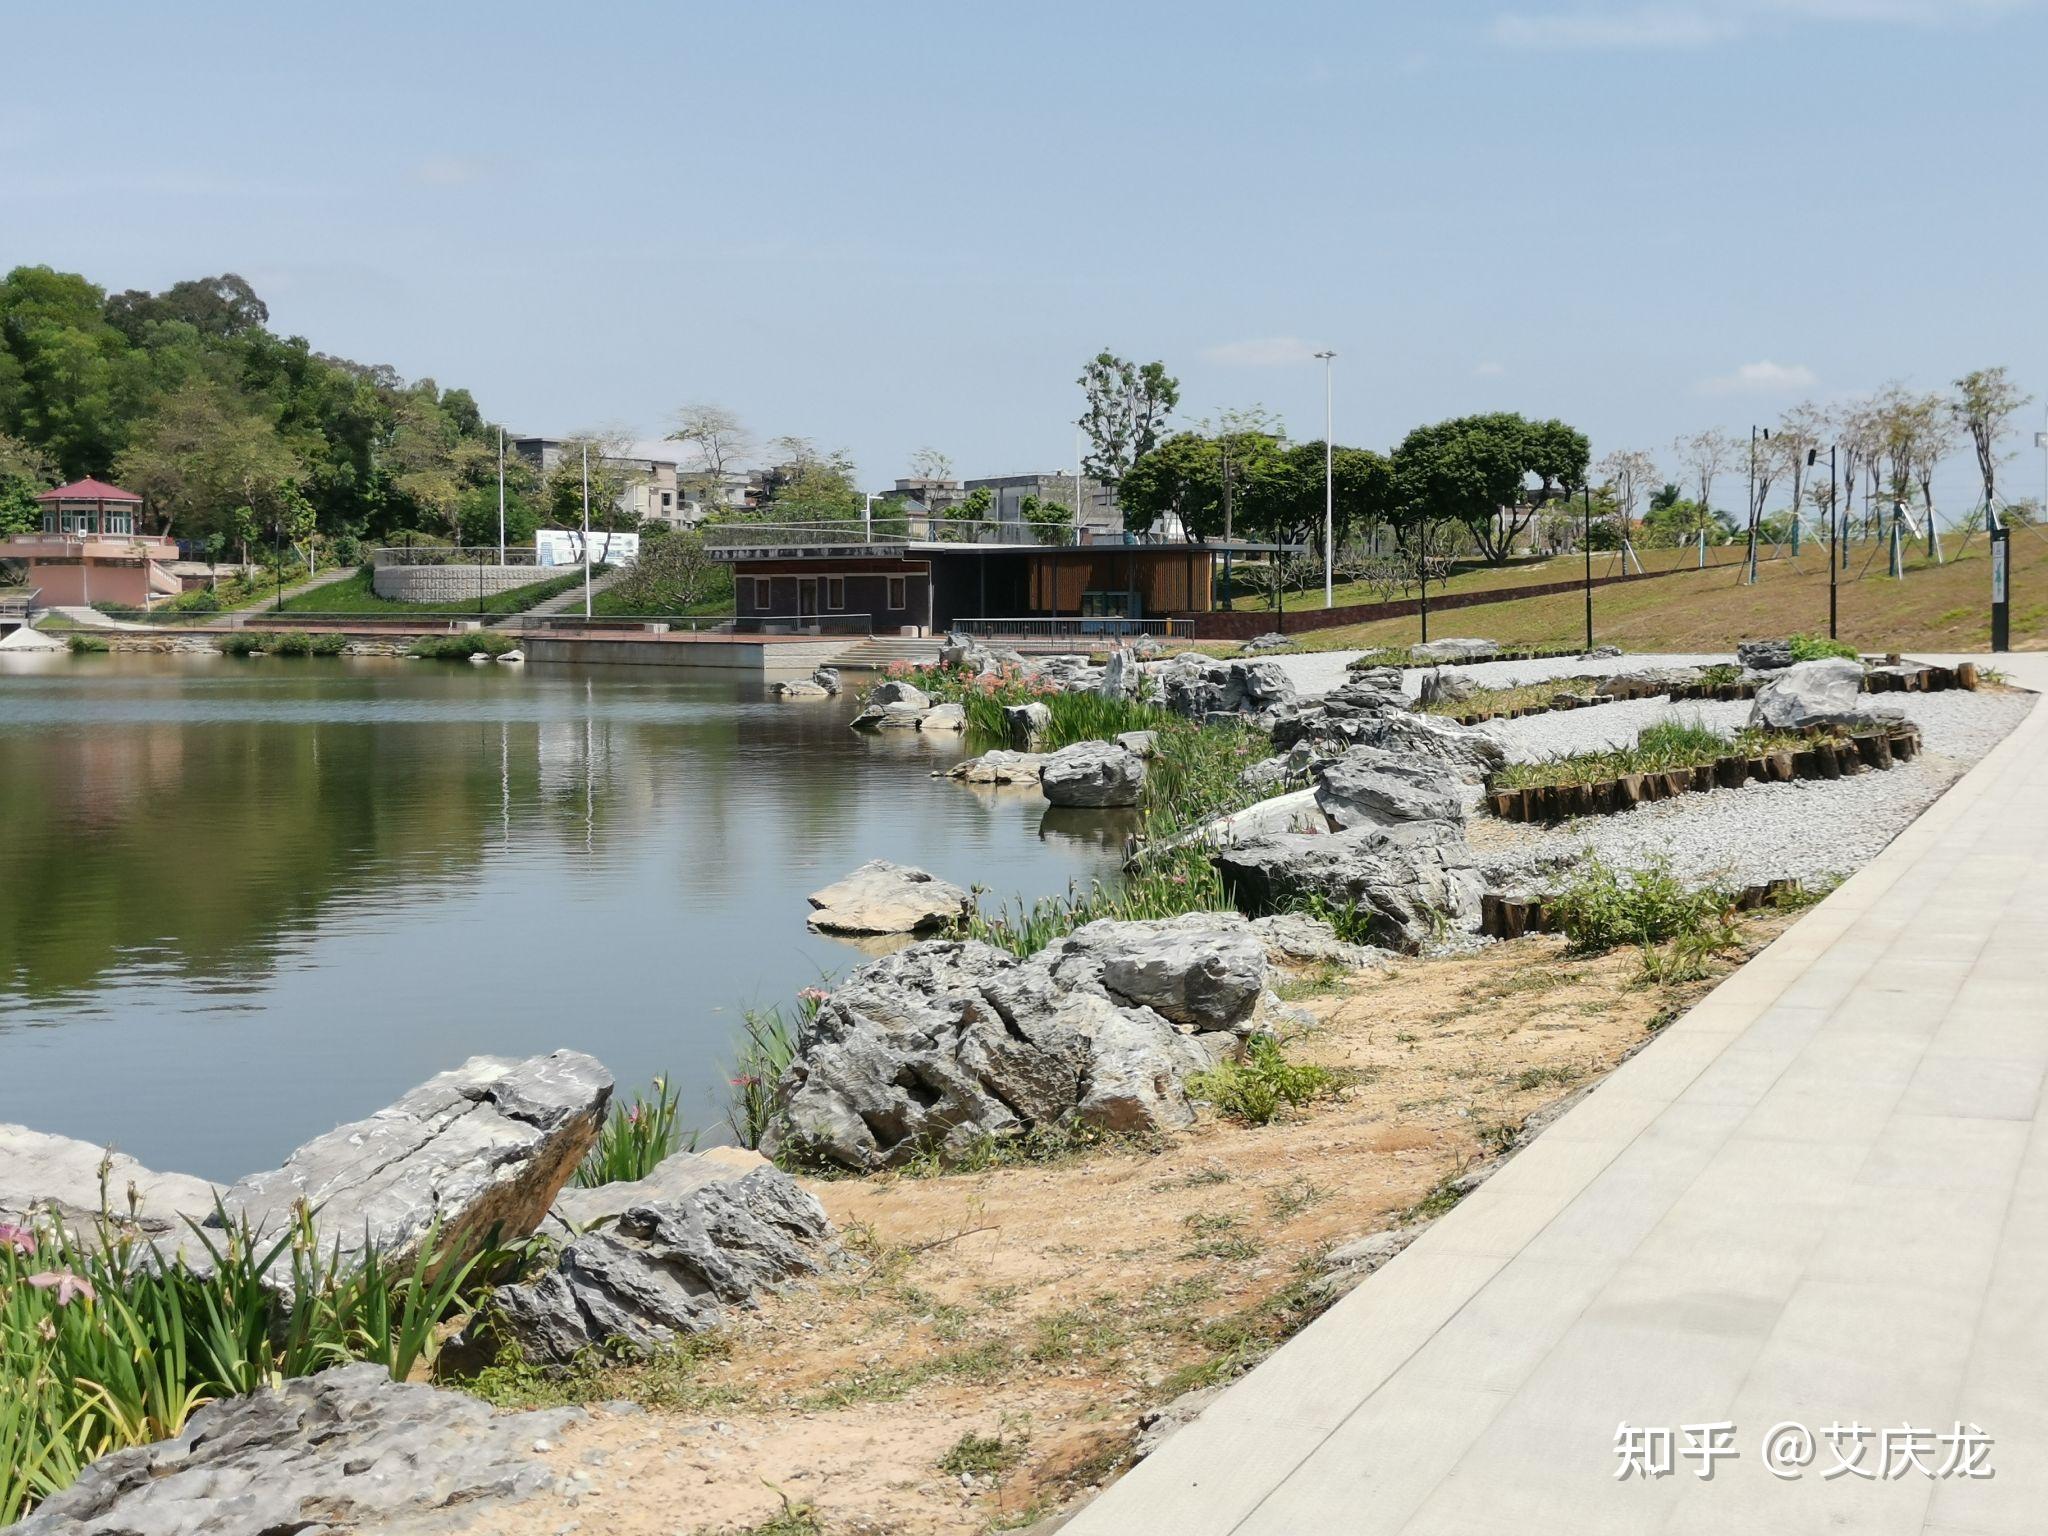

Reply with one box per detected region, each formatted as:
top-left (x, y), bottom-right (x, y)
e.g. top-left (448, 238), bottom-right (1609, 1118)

top-left (1737, 638), bottom-right (1796, 671)
top-left (212, 1051), bottom-right (611, 1276)
top-left (12, 1364), bottom-right (575, 1536)
top-left (766, 914), bottom-right (1271, 1170)
top-left (1005, 700), bottom-right (1052, 750)
top-left (1214, 820), bottom-right (1485, 952)
top-left (1040, 739), bottom-right (1146, 807)
top-left (494, 1149), bottom-right (835, 1364)
top-left (1249, 912), bottom-right (1390, 970)
top-left (774, 678), bottom-right (830, 699)
top-left (1156, 655), bottom-right (1298, 724)
top-left (0, 624), bottom-right (67, 652)
top-left (1099, 646), bottom-right (1143, 699)
top-left (806, 859), bottom-right (971, 935)
top-left (947, 749), bottom-right (1048, 784)
top-left (1749, 656), bottom-right (1866, 728)
top-left (1595, 665), bottom-right (1704, 697)
top-left (869, 679), bottom-right (932, 710)
top-left (1314, 746), bottom-right (1466, 829)
top-left (1410, 637), bottom-right (1497, 663)
top-left (920, 701), bottom-right (967, 731)
top-left (0, 1124), bottom-right (220, 1242)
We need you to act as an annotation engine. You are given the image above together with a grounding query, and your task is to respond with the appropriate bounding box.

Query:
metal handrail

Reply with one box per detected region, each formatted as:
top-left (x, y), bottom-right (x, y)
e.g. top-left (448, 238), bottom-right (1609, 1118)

top-left (702, 518), bottom-right (1078, 550)
top-left (953, 616), bottom-right (1194, 639)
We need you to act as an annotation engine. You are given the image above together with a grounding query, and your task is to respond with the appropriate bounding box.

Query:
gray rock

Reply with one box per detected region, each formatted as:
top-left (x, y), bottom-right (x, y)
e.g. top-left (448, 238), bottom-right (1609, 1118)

top-left (920, 701), bottom-right (967, 731)
top-left (873, 702), bottom-right (930, 728)
top-left (766, 915), bottom-right (1268, 1170)
top-left (1005, 700), bottom-right (1052, 750)
top-left (774, 679), bottom-right (830, 699)
top-left (1099, 647), bottom-right (1143, 699)
top-left (1278, 701), bottom-right (1504, 786)
top-left (869, 679), bottom-right (932, 710)
top-left (1417, 668), bottom-right (1477, 706)
top-left (1410, 638), bottom-right (1498, 663)
top-left (1315, 746), bottom-right (1467, 829)
top-left (12, 1364), bottom-right (576, 1536)
top-left (494, 1150), bottom-right (835, 1364)
top-left (1116, 729), bottom-right (1159, 758)
top-left (212, 1052), bottom-right (611, 1277)
top-left (1057, 911), bottom-right (1268, 1032)
top-left (1312, 1224), bottom-right (1425, 1298)
top-left (939, 633), bottom-right (994, 672)
top-left (1240, 631), bottom-right (1294, 653)
top-left (1041, 740), bottom-right (1146, 807)
top-left (1248, 912), bottom-right (1391, 970)
top-left (1594, 665), bottom-right (1704, 697)
top-left (1737, 639), bottom-right (1796, 671)
top-left (1175, 786), bottom-right (1326, 849)
top-left (0, 1123), bottom-right (220, 1244)
top-left (947, 749), bottom-right (1048, 784)
top-left (1213, 820), bottom-right (1485, 952)
top-left (811, 666), bottom-right (842, 695)
top-left (1135, 1383), bottom-right (1226, 1460)
top-left (1581, 644), bottom-right (1624, 660)
top-left (806, 859), bottom-right (971, 934)
top-left (1156, 655), bottom-right (1297, 723)
top-left (1749, 656), bottom-right (1866, 728)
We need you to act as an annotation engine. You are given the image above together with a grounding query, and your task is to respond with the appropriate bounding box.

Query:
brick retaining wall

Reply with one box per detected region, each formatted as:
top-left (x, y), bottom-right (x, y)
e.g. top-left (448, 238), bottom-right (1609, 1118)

top-left (373, 563), bottom-right (554, 603)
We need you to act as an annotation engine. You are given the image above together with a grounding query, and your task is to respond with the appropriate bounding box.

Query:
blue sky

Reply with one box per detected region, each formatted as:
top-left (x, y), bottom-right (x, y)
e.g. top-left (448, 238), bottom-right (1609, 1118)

top-left (5, 0), bottom-right (2045, 511)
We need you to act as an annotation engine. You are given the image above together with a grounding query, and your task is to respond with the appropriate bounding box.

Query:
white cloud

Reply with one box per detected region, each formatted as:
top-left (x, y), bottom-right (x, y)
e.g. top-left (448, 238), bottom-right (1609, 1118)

top-left (1491, 0), bottom-right (2032, 49)
top-left (1203, 337), bottom-right (1326, 368)
top-left (1473, 360), bottom-right (1507, 377)
top-left (1701, 359), bottom-right (1819, 395)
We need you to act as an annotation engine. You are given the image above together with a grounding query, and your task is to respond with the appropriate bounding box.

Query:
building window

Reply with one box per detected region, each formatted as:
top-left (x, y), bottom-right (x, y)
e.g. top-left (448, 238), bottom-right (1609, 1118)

top-left (753, 577), bottom-right (773, 609)
top-left (825, 577), bottom-right (845, 611)
top-left (887, 576), bottom-right (906, 610)
top-left (661, 491), bottom-right (673, 508)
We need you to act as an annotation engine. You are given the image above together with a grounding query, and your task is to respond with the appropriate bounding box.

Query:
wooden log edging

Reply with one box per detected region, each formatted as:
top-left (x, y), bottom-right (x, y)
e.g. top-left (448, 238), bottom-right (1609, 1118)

top-left (1347, 644), bottom-right (1586, 673)
top-left (1483, 724), bottom-right (1923, 824)
top-left (1481, 877), bottom-right (1808, 940)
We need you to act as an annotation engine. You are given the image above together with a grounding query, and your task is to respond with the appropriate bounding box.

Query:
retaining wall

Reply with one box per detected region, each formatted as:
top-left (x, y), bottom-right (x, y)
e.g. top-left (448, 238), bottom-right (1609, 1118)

top-left (373, 563), bottom-right (553, 603)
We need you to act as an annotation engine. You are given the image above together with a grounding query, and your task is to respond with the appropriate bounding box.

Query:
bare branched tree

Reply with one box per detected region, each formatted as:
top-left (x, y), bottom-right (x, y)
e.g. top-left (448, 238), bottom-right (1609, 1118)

top-left (1771, 401), bottom-right (1828, 539)
top-left (1673, 429), bottom-right (1736, 525)
top-left (1952, 366), bottom-right (2033, 512)
top-left (666, 403), bottom-right (753, 477)
top-left (1595, 448), bottom-right (1658, 543)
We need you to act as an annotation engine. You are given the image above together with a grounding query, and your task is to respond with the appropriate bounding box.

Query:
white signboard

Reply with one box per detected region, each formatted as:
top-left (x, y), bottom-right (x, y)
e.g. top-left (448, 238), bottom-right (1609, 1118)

top-left (536, 529), bottom-right (640, 568)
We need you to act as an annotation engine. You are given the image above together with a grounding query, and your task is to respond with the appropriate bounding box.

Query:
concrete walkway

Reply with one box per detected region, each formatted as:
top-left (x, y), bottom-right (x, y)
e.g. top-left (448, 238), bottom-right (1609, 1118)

top-left (1069, 653), bottom-right (2048, 1536)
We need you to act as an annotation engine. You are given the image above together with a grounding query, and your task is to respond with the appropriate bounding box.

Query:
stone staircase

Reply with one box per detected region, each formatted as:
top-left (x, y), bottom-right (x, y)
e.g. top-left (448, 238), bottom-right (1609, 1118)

top-left (832, 633), bottom-right (946, 669)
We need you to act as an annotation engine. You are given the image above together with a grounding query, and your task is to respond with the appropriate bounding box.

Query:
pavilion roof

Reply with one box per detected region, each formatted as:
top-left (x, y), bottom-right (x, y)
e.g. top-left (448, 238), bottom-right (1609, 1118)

top-left (38, 477), bottom-right (142, 504)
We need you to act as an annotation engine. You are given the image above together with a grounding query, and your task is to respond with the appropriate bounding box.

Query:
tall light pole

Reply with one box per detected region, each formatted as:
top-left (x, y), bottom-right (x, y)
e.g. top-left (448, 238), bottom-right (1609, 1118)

top-left (581, 442), bottom-right (592, 619)
top-left (1315, 350), bottom-right (1336, 607)
top-left (496, 426), bottom-right (507, 565)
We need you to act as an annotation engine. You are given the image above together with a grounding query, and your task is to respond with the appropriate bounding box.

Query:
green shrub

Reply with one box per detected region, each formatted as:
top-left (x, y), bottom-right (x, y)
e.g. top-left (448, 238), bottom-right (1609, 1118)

top-left (575, 1076), bottom-right (692, 1187)
top-left (261, 630), bottom-right (346, 657)
top-left (214, 633), bottom-right (263, 656)
top-left (1189, 1037), bottom-right (1339, 1126)
top-left (64, 634), bottom-right (109, 654)
top-left (0, 1205), bottom-right (495, 1521)
top-left (1788, 632), bottom-right (1859, 662)
top-left (726, 1002), bottom-right (804, 1149)
top-left (1550, 856), bottom-right (1735, 954)
top-left (408, 632), bottom-right (517, 660)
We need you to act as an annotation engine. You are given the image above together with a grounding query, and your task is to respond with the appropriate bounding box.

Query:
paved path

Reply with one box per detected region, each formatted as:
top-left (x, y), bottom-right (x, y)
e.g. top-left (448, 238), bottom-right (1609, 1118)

top-left (222, 563), bottom-right (357, 616)
top-left (523, 564), bottom-right (624, 618)
top-left (1069, 653), bottom-right (2048, 1536)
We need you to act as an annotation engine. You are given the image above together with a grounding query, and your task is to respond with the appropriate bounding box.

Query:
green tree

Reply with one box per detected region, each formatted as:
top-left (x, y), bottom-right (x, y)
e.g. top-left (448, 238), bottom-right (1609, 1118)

top-left (1077, 351), bottom-right (1180, 486)
top-left (1390, 413), bottom-right (1588, 564)
top-left (113, 379), bottom-right (305, 551)
top-left (1018, 493), bottom-right (1074, 540)
top-left (0, 265), bottom-right (152, 476)
top-left (0, 431), bottom-right (57, 535)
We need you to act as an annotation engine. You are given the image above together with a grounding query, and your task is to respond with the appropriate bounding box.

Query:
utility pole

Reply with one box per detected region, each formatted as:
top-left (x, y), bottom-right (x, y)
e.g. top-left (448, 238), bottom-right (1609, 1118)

top-left (1316, 349), bottom-right (1336, 608)
top-left (497, 426), bottom-right (506, 565)
top-left (1221, 443), bottom-right (1234, 611)
top-left (581, 442), bottom-right (592, 619)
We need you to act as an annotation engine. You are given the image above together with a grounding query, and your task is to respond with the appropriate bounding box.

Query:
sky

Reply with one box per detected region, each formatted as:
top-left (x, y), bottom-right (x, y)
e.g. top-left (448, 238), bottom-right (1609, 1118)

top-left (5, 0), bottom-right (2046, 516)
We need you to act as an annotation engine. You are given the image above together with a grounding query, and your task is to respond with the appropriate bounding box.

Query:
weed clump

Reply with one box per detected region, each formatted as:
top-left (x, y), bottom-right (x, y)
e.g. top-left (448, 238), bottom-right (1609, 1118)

top-left (1189, 1036), bottom-right (1340, 1126)
top-left (1550, 855), bottom-right (1736, 954)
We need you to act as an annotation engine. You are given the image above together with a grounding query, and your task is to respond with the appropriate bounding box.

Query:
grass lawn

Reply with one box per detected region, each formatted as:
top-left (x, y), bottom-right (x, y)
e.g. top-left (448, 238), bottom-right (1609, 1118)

top-left (1226, 532), bottom-right (2048, 655)
top-left (271, 566), bottom-right (588, 616)
top-left (1218, 542), bottom-right (1737, 612)
top-left (589, 585), bottom-right (733, 620)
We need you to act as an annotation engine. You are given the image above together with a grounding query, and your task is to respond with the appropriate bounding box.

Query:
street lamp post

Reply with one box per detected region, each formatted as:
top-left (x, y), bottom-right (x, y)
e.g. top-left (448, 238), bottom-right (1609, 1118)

top-left (1808, 445), bottom-right (1839, 640)
top-left (1582, 482), bottom-right (1594, 651)
top-left (581, 443), bottom-right (592, 619)
top-left (496, 426), bottom-right (506, 565)
top-left (1315, 349), bottom-right (1336, 608)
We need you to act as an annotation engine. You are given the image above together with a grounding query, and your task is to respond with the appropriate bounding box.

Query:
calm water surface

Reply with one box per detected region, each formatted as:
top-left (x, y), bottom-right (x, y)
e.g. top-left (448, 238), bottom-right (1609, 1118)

top-left (0, 653), bottom-right (1124, 1180)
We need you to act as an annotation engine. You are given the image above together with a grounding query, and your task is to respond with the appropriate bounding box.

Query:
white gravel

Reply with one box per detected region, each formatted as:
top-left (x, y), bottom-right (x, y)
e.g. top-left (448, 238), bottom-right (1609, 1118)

top-left (1474, 687), bottom-right (2037, 890)
top-left (1263, 648), bottom-right (1735, 701)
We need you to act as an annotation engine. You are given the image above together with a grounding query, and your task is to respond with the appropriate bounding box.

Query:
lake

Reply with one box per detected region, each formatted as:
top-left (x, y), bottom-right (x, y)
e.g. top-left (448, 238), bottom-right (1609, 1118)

top-left (0, 653), bottom-right (1125, 1181)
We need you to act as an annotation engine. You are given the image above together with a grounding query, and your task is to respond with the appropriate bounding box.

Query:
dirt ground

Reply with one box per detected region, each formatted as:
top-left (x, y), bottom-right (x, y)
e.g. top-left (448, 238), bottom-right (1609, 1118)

top-left (487, 917), bottom-right (1794, 1536)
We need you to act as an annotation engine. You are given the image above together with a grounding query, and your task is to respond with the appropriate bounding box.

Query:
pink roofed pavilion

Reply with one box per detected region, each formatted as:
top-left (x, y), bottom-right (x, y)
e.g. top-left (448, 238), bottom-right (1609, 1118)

top-left (0, 477), bottom-right (180, 608)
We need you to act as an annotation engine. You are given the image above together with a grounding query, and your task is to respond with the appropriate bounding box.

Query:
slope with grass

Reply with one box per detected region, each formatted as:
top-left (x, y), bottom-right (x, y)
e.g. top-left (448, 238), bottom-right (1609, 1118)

top-left (271, 565), bottom-right (589, 616)
top-left (1261, 534), bottom-right (2048, 655)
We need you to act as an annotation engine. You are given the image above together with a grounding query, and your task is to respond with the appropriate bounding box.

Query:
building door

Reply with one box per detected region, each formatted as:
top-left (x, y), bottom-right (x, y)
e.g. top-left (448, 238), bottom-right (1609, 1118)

top-left (797, 578), bottom-right (819, 620)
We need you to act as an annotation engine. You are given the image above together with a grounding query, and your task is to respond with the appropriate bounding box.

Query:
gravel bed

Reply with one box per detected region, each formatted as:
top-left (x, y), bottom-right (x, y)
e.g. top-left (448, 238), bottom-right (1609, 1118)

top-left (1475, 689), bottom-right (2036, 890)
top-left (1263, 648), bottom-right (1736, 700)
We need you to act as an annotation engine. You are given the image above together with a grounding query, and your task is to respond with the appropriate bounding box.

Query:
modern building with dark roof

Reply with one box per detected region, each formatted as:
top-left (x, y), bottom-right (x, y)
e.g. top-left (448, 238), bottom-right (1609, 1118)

top-left (705, 516), bottom-right (1294, 639)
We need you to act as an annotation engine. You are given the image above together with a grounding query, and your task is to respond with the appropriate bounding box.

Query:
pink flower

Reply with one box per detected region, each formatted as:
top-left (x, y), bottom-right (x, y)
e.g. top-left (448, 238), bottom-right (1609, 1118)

top-left (798, 986), bottom-right (831, 1005)
top-left (626, 1105), bottom-right (643, 1126)
top-left (0, 1223), bottom-right (34, 1256)
top-left (26, 1270), bottom-right (95, 1307)
top-left (887, 659), bottom-right (911, 677)
top-left (730, 1074), bottom-right (761, 1089)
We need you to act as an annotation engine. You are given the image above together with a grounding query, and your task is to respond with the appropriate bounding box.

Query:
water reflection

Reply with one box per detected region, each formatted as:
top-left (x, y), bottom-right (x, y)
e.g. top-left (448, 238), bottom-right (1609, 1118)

top-left (0, 655), bottom-right (1118, 1178)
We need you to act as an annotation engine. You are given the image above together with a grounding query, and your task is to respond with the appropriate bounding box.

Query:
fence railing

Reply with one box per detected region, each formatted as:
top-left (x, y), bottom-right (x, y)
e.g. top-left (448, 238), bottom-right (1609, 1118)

top-left (702, 518), bottom-right (1079, 551)
top-left (370, 545), bottom-right (546, 568)
top-left (953, 616), bottom-right (1195, 640)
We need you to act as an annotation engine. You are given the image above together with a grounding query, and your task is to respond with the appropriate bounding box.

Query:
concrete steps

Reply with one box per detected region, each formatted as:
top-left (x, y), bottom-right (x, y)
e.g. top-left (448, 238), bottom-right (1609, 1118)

top-left (833, 634), bottom-right (946, 669)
